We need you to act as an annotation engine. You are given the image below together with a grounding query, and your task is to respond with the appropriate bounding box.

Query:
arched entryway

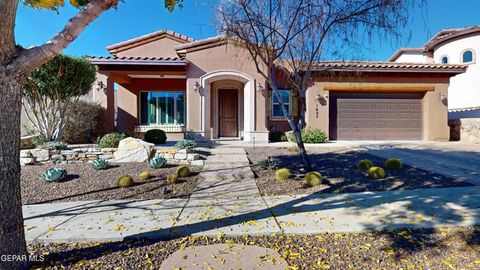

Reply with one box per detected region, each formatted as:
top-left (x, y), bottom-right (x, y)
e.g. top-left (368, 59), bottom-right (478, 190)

top-left (199, 70), bottom-right (256, 141)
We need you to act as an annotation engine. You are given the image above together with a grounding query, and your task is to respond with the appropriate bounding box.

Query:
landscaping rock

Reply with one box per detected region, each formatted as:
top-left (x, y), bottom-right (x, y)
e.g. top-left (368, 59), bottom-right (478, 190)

top-left (187, 153), bottom-right (199, 161)
top-left (50, 154), bottom-right (65, 161)
top-left (113, 137), bottom-right (155, 162)
top-left (20, 150), bottom-right (32, 158)
top-left (174, 153), bottom-right (187, 160)
top-left (190, 160), bottom-right (205, 166)
top-left (20, 158), bottom-right (35, 166)
top-left (31, 149), bottom-right (49, 158)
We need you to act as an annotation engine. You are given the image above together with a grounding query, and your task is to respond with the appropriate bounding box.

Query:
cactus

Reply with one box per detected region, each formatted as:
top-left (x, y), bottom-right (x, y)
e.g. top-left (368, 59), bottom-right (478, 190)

top-left (149, 156), bottom-right (167, 169)
top-left (385, 158), bottom-right (403, 170)
top-left (176, 166), bottom-right (191, 177)
top-left (118, 175), bottom-right (134, 188)
top-left (139, 171), bottom-right (151, 181)
top-left (92, 159), bottom-right (110, 170)
top-left (357, 159), bottom-right (373, 171)
top-left (305, 171), bottom-right (323, 187)
top-left (368, 167), bottom-right (385, 179)
top-left (167, 174), bottom-right (179, 184)
top-left (42, 168), bottom-right (67, 182)
top-left (275, 168), bottom-right (291, 181)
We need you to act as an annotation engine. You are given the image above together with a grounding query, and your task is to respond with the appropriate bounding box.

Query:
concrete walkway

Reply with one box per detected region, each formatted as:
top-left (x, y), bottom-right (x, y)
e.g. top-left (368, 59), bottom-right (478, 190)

top-left (23, 143), bottom-right (480, 243)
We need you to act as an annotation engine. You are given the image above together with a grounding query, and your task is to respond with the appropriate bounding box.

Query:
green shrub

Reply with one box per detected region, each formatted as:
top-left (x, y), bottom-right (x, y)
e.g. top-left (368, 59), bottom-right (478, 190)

top-left (42, 168), bottom-right (67, 182)
top-left (275, 168), bottom-right (291, 181)
top-left (385, 158), bottom-right (403, 170)
top-left (92, 159), bottom-right (110, 170)
top-left (176, 166), bottom-right (191, 177)
top-left (32, 134), bottom-right (48, 147)
top-left (269, 131), bottom-right (287, 142)
top-left (175, 139), bottom-right (197, 150)
top-left (46, 141), bottom-right (69, 150)
top-left (98, 132), bottom-right (127, 148)
top-left (118, 175), bottom-right (134, 188)
top-left (367, 167), bottom-right (385, 179)
top-left (305, 171), bottom-right (323, 187)
top-left (149, 156), bottom-right (167, 169)
top-left (167, 174), bottom-right (179, 184)
top-left (258, 157), bottom-right (279, 170)
top-left (63, 100), bottom-right (106, 144)
top-left (289, 128), bottom-right (328, 144)
top-left (139, 171), bottom-right (151, 181)
top-left (357, 159), bottom-right (373, 171)
top-left (144, 129), bottom-right (167, 144)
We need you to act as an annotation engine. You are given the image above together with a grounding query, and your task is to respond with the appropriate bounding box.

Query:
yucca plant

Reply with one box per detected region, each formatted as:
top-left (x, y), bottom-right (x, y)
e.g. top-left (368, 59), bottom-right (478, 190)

top-left (149, 156), bottom-right (167, 169)
top-left (42, 168), bottom-right (67, 182)
top-left (91, 159), bottom-right (110, 170)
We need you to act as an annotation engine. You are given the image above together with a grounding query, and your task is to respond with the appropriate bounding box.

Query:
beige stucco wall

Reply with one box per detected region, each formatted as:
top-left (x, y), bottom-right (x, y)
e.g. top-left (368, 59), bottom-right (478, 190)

top-left (423, 84), bottom-right (450, 141)
top-left (115, 37), bottom-right (185, 58)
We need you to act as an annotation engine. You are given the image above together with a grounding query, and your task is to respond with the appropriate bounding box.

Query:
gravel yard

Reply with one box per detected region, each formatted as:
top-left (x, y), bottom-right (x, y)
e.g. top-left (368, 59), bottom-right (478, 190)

top-left (28, 226), bottom-right (480, 269)
top-left (21, 163), bottom-right (201, 204)
top-left (246, 147), bottom-right (473, 196)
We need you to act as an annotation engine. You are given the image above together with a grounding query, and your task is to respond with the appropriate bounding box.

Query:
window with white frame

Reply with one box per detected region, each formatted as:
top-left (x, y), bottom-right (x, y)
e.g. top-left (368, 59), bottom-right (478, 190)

top-left (462, 50), bottom-right (474, 63)
top-left (140, 91), bottom-right (186, 125)
top-left (272, 89), bottom-right (290, 117)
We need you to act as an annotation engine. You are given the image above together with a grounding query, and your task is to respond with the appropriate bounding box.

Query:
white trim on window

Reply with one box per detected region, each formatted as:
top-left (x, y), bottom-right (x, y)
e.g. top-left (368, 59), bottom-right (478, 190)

top-left (272, 89), bottom-right (291, 117)
top-left (461, 49), bottom-right (475, 64)
top-left (440, 55), bottom-right (449, 64)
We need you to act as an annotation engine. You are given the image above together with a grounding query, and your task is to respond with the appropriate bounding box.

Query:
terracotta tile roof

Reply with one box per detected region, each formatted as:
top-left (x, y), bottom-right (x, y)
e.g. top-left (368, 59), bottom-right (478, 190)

top-left (174, 35), bottom-right (227, 51)
top-left (88, 56), bottom-right (188, 66)
top-left (449, 106), bottom-right (480, 113)
top-left (106, 30), bottom-right (195, 52)
top-left (311, 61), bottom-right (467, 73)
top-left (424, 26), bottom-right (480, 50)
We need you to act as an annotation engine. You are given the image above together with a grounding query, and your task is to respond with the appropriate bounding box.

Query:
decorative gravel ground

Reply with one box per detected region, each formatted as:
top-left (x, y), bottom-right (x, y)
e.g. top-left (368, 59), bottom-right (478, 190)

top-left (245, 147), bottom-right (473, 196)
top-left (27, 226), bottom-right (480, 269)
top-left (21, 163), bottom-right (202, 205)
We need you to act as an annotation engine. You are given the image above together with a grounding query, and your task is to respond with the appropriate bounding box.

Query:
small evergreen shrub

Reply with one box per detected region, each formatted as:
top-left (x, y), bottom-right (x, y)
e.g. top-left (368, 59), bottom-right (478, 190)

top-left (91, 159), bottom-right (110, 170)
top-left (167, 174), bottom-right (179, 184)
top-left (144, 129), bottom-right (167, 144)
top-left (275, 168), bottom-right (291, 181)
top-left (289, 128), bottom-right (328, 143)
top-left (385, 158), bottom-right (403, 170)
top-left (98, 132), bottom-right (127, 148)
top-left (46, 141), bottom-right (69, 150)
top-left (42, 168), bottom-right (67, 182)
top-left (149, 156), bottom-right (167, 169)
top-left (175, 139), bottom-right (197, 150)
top-left (118, 175), bottom-right (134, 188)
top-left (258, 157), bottom-right (279, 170)
top-left (139, 171), bottom-right (151, 181)
top-left (357, 159), bottom-right (373, 171)
top-left (176, 166), bottom-right (191, 177)
top-left (367, 167), bottom-right (385, 179)
top-left (305, 171), bottom-right (323, 187)
top-left (269, 131), bottom-right (287, 142)
top-left (32, 134), bottom-right (48, 147)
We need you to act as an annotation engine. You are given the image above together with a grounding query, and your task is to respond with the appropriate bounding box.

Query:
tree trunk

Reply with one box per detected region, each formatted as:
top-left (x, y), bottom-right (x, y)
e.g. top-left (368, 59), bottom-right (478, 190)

top-left (293, 128), bottom-right (312, 171)
top-left (0, 71), bottom-right (28, 270)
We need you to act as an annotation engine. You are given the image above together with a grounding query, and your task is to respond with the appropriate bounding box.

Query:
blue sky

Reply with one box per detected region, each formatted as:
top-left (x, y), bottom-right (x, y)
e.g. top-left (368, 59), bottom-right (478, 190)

top-left (15, 0), bottom-right (480, 61)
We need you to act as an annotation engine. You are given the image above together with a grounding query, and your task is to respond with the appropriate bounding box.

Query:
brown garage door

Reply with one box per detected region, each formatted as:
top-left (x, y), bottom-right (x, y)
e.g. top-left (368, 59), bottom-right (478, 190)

top-left (334, 98), bottom-right (422, 140)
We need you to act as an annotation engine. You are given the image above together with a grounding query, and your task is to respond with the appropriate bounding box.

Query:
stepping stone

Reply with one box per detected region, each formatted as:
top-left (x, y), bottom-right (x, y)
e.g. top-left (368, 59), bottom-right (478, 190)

top-left (160, 244), bottom-right (288, 270)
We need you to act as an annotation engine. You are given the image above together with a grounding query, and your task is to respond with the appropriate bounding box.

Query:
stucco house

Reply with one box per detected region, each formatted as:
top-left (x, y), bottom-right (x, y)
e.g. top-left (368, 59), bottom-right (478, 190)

top-left (389, 26), bottom-right (480, 119)
top-left (86, 30), bottom-right (466, 142)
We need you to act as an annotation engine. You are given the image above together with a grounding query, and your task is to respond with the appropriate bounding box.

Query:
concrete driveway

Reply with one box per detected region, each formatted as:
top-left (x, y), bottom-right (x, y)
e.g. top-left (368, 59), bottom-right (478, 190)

top-left (354, 141), bottom-right (480, 186)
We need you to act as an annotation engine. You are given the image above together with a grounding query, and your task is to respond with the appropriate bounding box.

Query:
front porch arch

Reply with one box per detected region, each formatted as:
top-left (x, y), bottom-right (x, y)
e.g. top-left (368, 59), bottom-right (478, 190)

top-left (199, 70), bottom-right (256, 141)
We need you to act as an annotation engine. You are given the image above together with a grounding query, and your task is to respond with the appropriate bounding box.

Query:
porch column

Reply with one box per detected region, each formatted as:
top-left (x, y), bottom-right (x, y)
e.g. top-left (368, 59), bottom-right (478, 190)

top-left (243, 79), bottom-right (256, 141)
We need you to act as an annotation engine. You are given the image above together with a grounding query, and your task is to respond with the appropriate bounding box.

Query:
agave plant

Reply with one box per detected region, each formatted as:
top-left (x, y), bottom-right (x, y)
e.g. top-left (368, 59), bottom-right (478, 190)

top-left (42, 168), bottom-right (67, 182)
top-left (175, 139), bottom-right (197, 150)
top-left (148, 156), bottom-right (167, 169)
top-left (92, 159), bottom-right (110, 170)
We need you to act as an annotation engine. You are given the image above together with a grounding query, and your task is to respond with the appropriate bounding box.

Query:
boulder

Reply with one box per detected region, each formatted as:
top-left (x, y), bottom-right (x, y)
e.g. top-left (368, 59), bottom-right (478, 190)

top-left (20, 158), bottom-right (35, 166)
top-left (113, 137), bottom-right (155, 162)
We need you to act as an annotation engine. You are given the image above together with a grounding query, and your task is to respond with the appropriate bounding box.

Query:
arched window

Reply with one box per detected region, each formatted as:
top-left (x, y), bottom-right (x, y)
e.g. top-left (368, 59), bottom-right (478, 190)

top-left (440, 56), bottom-right (449, 64)
top-left (462, 50), bottom-right (474, 63)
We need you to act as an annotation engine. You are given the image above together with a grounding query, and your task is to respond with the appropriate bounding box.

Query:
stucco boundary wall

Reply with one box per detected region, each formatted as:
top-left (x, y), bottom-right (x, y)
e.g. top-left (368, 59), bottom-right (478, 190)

top-left (448, 118), bottom-right (480, 143)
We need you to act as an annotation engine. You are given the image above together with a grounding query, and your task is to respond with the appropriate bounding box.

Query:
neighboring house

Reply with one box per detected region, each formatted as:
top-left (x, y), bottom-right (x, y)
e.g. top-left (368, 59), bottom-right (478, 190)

top-left (389, 26), bottom-right (480, 119)
top-left (87, 30), bottom-right (466, 142)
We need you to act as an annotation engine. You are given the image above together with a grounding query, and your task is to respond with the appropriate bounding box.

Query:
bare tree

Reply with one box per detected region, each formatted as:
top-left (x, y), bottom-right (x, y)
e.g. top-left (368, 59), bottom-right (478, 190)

top-left (217, 0), bottom-right (423, 170)
top-left (0, 1), bottom-right (182, 269)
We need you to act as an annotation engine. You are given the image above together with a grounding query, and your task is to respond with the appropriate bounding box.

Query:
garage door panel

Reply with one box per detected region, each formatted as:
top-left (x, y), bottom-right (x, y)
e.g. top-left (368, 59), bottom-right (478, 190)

top-left (336, 98), bottom-right (422, 140)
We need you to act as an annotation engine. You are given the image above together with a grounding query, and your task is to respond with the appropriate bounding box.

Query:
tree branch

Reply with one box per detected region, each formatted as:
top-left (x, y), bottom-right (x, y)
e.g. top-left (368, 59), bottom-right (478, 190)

top-left (13, 0), bottom-right (118, 75)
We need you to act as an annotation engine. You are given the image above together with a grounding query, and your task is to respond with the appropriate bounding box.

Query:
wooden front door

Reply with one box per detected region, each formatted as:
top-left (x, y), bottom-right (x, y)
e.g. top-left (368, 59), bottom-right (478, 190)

top-left (219, 90), bottom-right (238, 137)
